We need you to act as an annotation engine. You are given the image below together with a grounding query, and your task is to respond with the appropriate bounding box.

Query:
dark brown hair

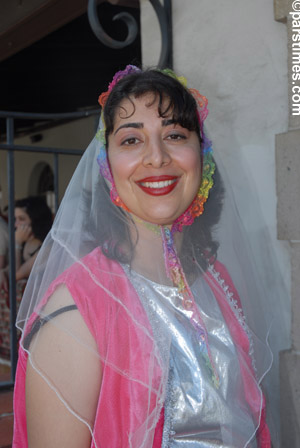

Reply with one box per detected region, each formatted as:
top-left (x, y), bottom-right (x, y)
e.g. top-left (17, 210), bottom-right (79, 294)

top-left (103, 69), bottom-right (201, 145)
top-left (15, 196), bottom-right (52, 242)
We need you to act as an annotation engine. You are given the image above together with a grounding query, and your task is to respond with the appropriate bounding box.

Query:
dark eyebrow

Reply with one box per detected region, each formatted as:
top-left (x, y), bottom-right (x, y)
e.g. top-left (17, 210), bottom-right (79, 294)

top-left (114, 118), bottom-right (178, 135)
top-left (114, 122), bottom-right (143, 135)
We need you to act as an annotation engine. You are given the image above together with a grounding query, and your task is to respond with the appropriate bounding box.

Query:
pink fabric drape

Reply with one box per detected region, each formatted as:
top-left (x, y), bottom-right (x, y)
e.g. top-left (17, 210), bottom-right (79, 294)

top-left (13, 249), bottom-right (270, 447)
top-left (13, 248), bottom-right (162, 448)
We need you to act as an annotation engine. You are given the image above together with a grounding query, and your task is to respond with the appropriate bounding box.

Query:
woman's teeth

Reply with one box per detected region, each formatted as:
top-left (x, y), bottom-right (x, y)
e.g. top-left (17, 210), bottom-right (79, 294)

top-left (141, 179), bottom-right (176, 188)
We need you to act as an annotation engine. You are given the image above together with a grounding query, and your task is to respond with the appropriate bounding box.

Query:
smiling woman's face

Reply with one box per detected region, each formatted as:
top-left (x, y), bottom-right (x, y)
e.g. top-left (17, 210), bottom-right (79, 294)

top-left (107, 94), bottom-right (202, 225)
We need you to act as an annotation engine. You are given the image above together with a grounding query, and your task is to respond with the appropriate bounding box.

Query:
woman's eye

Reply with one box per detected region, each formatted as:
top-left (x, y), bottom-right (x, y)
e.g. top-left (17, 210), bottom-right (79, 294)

top-left (166, 133), bottom-right (187, 141)
top-left (121, 137), bottom-right (139, 146)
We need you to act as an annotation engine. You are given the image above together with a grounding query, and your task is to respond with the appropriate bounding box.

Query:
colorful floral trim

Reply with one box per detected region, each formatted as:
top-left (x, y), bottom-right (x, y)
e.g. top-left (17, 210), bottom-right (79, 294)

top-left (161, 69), bottom-right (209, 126)
top-left (161, 226), bottom-right (220, 388)
top-left (98, 65), bottom-right (141, 109)
top-left (172, 147), bottom-right (215, 233)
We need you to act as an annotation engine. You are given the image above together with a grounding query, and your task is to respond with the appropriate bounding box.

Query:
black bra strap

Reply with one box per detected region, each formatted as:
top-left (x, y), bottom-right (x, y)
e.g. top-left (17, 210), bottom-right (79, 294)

top-left (28, 246), bottom-right (41, 257)
top-left (23, 304), bottom-right (78, 350)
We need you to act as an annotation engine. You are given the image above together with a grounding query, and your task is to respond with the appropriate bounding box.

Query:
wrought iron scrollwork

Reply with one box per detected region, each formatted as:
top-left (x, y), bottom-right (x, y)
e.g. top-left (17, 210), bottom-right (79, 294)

top-left (87, 0), bottom-right (138, 49)
top-left (87, 0), bottom-right (172, 68)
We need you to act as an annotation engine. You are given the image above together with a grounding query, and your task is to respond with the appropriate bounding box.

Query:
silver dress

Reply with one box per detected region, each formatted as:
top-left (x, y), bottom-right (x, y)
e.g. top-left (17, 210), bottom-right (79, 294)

top-left (123, 265), bottom-right (258, 448)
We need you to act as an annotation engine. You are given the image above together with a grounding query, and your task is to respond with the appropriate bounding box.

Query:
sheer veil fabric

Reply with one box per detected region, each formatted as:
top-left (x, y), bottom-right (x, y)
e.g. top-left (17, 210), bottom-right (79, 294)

top-left (13, 67), bottom-right (289, 448)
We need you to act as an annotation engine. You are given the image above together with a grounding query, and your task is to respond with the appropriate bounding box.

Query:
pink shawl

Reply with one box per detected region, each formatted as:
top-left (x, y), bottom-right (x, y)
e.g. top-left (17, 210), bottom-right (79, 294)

top-left (13, 249), bottom-right (270, 447)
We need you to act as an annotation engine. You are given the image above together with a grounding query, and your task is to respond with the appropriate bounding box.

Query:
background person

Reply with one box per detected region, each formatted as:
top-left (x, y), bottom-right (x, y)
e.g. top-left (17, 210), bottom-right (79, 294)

top-left (0, 211), bottom-right (8, 270)
top-left (14, 196), bottom-right (52, 282)
top-left (0, 211), bottom-right (9, 295)
top-left (0, 197), bottom-right (52, 293)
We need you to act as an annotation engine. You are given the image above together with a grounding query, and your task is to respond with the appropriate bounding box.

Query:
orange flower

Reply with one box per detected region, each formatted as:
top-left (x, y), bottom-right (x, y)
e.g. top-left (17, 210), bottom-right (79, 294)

top-left (98, 91), bottom-right (110, 108)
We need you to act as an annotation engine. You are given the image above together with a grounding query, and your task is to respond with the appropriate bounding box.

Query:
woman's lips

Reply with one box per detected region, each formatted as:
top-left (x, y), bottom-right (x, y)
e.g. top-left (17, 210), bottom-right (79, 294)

top-left (136, 176), bottom-right (179, 196)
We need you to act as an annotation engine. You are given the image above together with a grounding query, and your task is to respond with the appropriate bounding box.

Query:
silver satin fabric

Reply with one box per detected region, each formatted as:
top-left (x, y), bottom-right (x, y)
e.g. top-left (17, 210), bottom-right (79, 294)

top-left (123, 265), bottom-right (258, 448)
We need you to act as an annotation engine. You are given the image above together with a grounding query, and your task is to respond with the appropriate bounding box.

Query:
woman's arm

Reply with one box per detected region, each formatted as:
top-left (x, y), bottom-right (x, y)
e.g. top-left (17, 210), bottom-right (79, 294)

top-left (15, 250), bottom-right (39, 281)
top-left (15, 225), bottom-right (41, 280)
top-left (26, 285), bottom-right (102, 448)
top-left (0, 247), bottom-right (38, 288)
top-left (15, 224), bottom-right (32, 271)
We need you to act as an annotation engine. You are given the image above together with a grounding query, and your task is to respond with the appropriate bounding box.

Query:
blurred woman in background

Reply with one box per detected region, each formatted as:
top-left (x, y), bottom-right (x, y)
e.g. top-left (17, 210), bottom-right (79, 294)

top-left (0, 197), bottom-right (52, 293)
top-left (14, 196), bottom-right (53, 281)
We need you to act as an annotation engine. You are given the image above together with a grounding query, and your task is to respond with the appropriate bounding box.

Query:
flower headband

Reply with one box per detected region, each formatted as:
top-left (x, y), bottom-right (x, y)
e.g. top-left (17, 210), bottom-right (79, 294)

top-left (98, 65), bottom-right (141, 109)
top-left (96, 65), bottom-right (215, 230)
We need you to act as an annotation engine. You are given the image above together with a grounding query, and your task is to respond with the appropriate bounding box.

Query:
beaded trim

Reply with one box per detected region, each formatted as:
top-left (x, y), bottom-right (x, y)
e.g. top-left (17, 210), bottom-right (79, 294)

top-left (161, 366), bottom-right (176, 448)
top-left (207, 264), bottom-right (257, 373)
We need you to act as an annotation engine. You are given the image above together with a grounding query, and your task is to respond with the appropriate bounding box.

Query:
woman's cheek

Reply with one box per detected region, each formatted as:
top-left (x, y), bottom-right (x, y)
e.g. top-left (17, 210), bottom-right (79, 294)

top-left (109, 151), bottom-right (140, 182)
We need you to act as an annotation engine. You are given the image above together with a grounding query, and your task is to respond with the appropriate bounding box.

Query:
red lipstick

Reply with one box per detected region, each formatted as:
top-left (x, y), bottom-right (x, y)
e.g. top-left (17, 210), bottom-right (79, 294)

top-left (136, 176), bottom-right (179, 196)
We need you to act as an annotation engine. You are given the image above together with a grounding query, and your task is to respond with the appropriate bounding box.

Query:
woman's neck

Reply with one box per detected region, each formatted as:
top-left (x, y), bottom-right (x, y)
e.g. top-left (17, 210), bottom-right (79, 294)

top-left (128, 217), bottom-right (183, 285)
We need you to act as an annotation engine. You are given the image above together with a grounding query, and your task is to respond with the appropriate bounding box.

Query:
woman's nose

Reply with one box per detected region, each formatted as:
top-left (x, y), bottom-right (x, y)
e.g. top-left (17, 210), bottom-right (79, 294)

top-left (142, 138), bottom-right (171, 168)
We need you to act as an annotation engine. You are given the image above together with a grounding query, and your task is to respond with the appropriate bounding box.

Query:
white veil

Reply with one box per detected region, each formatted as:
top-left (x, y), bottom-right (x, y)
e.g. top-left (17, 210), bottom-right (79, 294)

top-left (14, 67), bottom-right (290, 448)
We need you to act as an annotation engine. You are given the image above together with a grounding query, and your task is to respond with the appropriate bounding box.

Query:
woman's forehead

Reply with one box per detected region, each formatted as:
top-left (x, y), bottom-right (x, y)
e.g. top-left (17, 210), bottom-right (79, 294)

top-left (15, 207), bottom-right (29, 217)
top-left (112, 93), bottom-right (173, 125)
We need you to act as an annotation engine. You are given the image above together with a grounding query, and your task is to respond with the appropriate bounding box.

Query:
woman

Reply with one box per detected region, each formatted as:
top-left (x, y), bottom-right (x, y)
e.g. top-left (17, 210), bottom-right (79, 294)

top-left (13, 66), bottom-right (288, 448)
top-left (0, 197), bottom-right (52, 294)
top-left (14, 196), bottom-right (53, 281)
top-left (0, 211), bottom-right (8, 270)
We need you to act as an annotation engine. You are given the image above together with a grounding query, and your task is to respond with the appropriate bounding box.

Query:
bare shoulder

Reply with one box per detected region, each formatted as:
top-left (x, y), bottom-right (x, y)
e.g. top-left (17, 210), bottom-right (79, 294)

top-left (26, 284), bottom-right (102, 448)
top-left (23, 238), bottom-right (42, 259)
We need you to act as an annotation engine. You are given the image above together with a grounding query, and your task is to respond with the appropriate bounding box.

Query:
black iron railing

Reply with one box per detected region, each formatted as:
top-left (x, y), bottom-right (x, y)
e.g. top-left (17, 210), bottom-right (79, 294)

top-left (0, 109), bottom-right (100, 388)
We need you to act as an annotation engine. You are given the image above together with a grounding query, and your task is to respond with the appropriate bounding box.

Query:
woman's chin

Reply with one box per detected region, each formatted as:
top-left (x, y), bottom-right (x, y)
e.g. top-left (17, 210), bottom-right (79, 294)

top-left (131, 211), bottom-right (179, 227)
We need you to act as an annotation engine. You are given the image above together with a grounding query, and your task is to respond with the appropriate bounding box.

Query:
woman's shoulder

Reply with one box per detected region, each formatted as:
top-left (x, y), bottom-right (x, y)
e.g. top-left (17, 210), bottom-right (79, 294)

top-left (39, 248), bottom-right (127, 336)
top-left (67, 247), bottom-right (123, 276)
top-left (24, 238), bottom-right (42, 259)
top-left (23, 252), bottom-right (111, 359)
